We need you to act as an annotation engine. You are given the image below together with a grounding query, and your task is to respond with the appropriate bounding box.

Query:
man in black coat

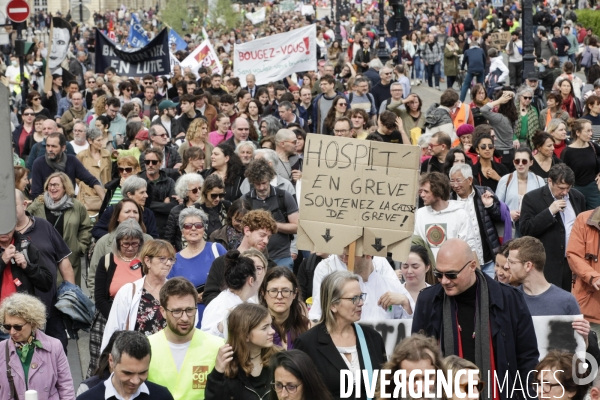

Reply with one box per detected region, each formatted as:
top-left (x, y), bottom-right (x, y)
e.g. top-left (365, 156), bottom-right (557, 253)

top-left (412, 238), bottom-right (539, 400)
top-left (520, 164), bottom-right (586, 291)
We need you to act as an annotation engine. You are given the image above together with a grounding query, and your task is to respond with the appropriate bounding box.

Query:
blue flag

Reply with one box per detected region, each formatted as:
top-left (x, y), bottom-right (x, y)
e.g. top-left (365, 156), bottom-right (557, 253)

top-left (127, 13), bottom-right (149, 48)
top-left (169, 28), bottom-right (188, 51)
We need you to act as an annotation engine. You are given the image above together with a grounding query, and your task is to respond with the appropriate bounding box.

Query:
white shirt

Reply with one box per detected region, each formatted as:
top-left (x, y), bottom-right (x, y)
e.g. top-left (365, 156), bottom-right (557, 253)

top-left (168, 341), bottom-right (192, 372)
top-left (70, 140), bottom-right (89, 154)
top-left (201, 289), bottom-right (257, 337)
top-left (550, 188), bottom-right (576, 255)
top-left (104, 373), bottom-right (149, 400)
top-left (396, 282), bottom-right (430, 319)
top-left (358, 269), bottom-right (404, 320)
top-left (456, 189), bottom-right (485, 265)
top-left (308, 255), bottom-right (398, 321)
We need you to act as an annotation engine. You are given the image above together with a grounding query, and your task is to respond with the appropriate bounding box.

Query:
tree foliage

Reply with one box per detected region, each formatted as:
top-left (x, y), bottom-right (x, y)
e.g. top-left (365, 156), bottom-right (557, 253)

top-left (209, 0), bottom-right (242, 32)
top-left (160, 0), bottom-right (194, 33)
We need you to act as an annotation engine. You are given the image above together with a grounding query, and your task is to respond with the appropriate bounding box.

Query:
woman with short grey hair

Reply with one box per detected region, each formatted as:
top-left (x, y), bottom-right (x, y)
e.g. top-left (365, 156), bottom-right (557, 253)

top-left (294, 270), bottom-right (386, 399)
top-left (515, 85), bottom-right (541, 147)
top-left (122, 176), bottom-right (148, 205)
top-left (168, 206), bottom-right (226, 327)
top-left (259, 115), bottom-right (283, 139)
top-left (165, 174), bottom-right (205, 251)
top-left (88, 218), bottom-right (146, 378)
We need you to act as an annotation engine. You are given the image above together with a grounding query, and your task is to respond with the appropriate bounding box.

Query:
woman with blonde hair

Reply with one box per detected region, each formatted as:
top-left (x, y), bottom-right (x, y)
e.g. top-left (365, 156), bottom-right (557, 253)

top-left (100, 239), bottom-right (175, 352)
top-left (294, 270), bottom-right (386, 399)
top-left (177, 118), bottom-right (214, 169)
top-left (87, 94), bottom-right (107, 126)
top-left (444, 355), bottom-right (484, 400)
top-left (27, 172), bottom-right (91, 287)
top-left (546, 118), bottom-right (570, 158)
top-left (77, 128), bottom-right (112, 216)
top-left (0, 293), bottom-right (75, 399)
top-left (205, 303), bottom-right (277, 400)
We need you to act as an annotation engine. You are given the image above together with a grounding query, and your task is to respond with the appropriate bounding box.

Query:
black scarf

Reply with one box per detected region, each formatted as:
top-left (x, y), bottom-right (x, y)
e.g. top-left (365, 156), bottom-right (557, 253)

top-left (45, 151), bottom-right (67, 172)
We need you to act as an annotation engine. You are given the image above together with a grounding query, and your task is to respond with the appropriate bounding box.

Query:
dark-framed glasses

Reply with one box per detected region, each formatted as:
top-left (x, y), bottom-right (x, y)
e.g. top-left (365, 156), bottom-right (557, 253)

top-left (266, 288), bottom-right (295, 298)
top-left (339, 293), bottom-right (367, 305)
top-left (433, 260), bottom-right (473, 280)
top-left (272, 382), bottom-right (302, 393)
top-left (164, 307), bottom-right (197, 318)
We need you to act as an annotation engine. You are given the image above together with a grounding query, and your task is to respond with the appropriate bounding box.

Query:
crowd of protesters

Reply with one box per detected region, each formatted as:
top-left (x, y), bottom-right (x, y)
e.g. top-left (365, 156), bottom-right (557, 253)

top-left (3, 0), bottom-right (600, 399)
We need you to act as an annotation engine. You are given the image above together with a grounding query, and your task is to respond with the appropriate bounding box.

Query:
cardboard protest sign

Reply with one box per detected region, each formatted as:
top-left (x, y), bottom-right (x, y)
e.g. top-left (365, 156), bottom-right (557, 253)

top-left (316, 7), bottom-right (331, 19)
top-left (95, 28), bottom-right (171, 76)
top-left (360, 315), bottom-right (585, 358)
top-left (180, 40), bottom-right (223, 75)
top-left (490, 31), bottom-right (511, 51)
top-left (233, 24), bottom-right (316, 87)
top-left (458, 9), bottom-right (470, 18)
top-left (297, 135), bottom-right (420, 260)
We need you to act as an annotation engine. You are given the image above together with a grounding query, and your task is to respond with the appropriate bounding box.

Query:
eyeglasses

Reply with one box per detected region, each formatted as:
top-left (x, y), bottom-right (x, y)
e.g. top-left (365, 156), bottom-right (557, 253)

top-left (266, 288), bottom-right (295, 298)
top-left (337, 102), bottom-right (348, 107)
top-left (120, 241), bottom-right (140, 248)
top-left (2, 323), bottom-right (29, 332)
top-left (522, 96), bottom-right (533, 100)
top-left (383, 72), bottom-right (392, 75)
top-left (124, 88), bottom-right (132, 91)
top-left (334, 129), bottom-right (350, 134)
top-left (155, 256), bottom-right (176, 265)
top-left (187, 187), bottom-right (200, 194)
top-left (48, 183), bottom-right (62, 189)
top-left (118, 167), bottom-right (134, 174)
top-left (479, 144), bottom-right (494, 150)
top-left (210, 193), bottom-right (226, 200)
top-left (428, 143), bottom-right (443, 149)
top-left (339, 293), bottom-right (367, 305)
top-left (144, 81), bottom-right (153, 85)
top-left (449, 178), bottom-right (467, 185)
top-left (433, 260), bottom-right (473, 280)
top-left (164, 307), bottom-right (197, 318)
top-left (272, 382), bottom-right (302, 393)
top-left (88, 80), bottom-right (96, 83)
top-left (155, 133), bottom-right (168, 138)
top-left (183, 222), bottom-right (205, 230)
top-left (532, 380), bottom-right (563, 393)
top-left (23, 112), bottom-right (35, 116)
top-left (513, 158), bottom-right (529, 165)
top-left (33, 97), bottom-right (40, 101)
top-left (145, 159), bottom-right (160, 165)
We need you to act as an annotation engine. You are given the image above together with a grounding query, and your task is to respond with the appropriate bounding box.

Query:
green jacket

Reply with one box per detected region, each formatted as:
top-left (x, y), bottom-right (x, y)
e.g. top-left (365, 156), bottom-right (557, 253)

top-left (443, 45), bottom-right (462, 77)
top-left (27, 196), bottom-right (92, 287)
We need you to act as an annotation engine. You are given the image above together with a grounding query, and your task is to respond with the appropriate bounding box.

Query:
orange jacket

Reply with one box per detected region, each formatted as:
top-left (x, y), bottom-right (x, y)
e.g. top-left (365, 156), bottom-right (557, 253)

top-left (567, 209), bottom-right (600, 324)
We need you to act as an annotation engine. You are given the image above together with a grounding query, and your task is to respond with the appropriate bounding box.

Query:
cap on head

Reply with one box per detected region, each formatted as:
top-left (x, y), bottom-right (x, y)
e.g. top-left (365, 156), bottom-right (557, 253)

top-left (135, 129), bottom-right (149, 141)
top-left (159, 100), bottom-right (179, 111)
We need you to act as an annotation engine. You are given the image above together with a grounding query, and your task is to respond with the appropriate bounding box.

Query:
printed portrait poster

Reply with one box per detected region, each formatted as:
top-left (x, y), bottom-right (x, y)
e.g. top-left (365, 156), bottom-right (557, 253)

top-left (44, 17), bottom-right (76, 93)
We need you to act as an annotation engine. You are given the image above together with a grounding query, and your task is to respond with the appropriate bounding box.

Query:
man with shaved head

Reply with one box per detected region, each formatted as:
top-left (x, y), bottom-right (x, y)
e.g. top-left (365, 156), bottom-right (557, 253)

top-left (412, 238), bottom-right (539, 400)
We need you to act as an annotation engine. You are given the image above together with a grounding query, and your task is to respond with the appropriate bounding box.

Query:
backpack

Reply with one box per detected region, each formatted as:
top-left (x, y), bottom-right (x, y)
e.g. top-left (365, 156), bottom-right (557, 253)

top-left (472, 106), bottom-right (486, 127)
top-left (486, 68), bottom-right (503, 99)
top-left (296, 253), bottom-right (323, 300)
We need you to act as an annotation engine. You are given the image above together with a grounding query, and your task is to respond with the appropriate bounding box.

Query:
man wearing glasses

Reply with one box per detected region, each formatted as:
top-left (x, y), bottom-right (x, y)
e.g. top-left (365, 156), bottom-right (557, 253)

top-left (274, 129), bottom-right (301, 183)
top-left (371, 67), bottom-right (394, 109)
top-left (348, 77), bottom-right (377, 123)
top-left (147, 278), bottom-right (223, 399)
top-left (420, 131), bottom-right (451, 174)
top-left (520, 164), bottom-right (586, 291)
top-left (412, 238), bottom-right (539, 400)
top-left (82, 72), bottom-right (97, 109)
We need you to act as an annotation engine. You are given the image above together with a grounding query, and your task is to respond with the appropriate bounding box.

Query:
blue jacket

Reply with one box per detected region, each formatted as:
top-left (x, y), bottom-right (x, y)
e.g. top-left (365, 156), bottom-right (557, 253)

top-left (30, 154), bottom-right (100, 199)
top-left (412, 274), bottom-right (539, 400)
top-left (55, 281), bottom-right (96, 336)
top-left (461, 46), bottom-right (486, 73)
top-left (92, 204), bottom-right (160, 240)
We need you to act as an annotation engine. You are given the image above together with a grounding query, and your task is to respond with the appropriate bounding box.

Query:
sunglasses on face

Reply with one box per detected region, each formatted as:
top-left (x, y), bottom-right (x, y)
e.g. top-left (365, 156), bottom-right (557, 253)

top-left (187, 187), bottom-right (200, 194)
top-left (118, 167), bottom-right (134, 174)
top-left (3, 323), bottom-right (28, 331)
top-left (337, 102), bottom-right (348, 106)
top-left (433, 260), bottom-right (472, 280)
top-left (183, 222), bottom-right (205, 230)
top-left (513, 158), bottom-right (529, 165)
top-left (33, 97), bottom-right (40, 101)
top-left (145, 159), bottom-right (159, 166)
top-left (479, 144), bottom-right (494, 150)
top-left (210, 193), bottom-right (226, 200)
top-left (155, 133), bottom-right (168, 138)
top-left (522, 96), bottom-right (532, 100)
top-left (23, 112), bottom-right (34, 116)
top-left (88, 80), bottom-right (96, 83)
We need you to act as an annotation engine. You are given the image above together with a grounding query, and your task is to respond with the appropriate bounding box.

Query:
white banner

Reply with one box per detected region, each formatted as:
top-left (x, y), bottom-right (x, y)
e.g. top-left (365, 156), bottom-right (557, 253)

top-left (180, 40), bottom-right (223, 75)
top-left (234, 24), bottom-right (317, 87)
top-left (169, 52), bottom-right (181, 77)
top-left (246, 8), bottom-right (266, 24)
top-left (301, 4), bottom-right (315, 15)
top-left (360, 315), bottom-right (585, 359)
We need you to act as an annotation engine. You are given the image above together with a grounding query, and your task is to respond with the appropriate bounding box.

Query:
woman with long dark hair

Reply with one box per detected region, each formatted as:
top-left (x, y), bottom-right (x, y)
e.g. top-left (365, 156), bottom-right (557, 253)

top-left (259, 267), bottom-right (310, 350)
top-left (323, 96), bottom-right (349, 135)
top-left (202, 143), bottom-right (245, 202)
top-left (556, 78), bottom-right (583, 118)
top-left (442, 147), bottom-right (472, 176)
top-left (530, 131), bottom-right (563, 181)
top-left (209, 198), bottom-right (252, 250)
top-left (269, 350), bottom-right (333, 400)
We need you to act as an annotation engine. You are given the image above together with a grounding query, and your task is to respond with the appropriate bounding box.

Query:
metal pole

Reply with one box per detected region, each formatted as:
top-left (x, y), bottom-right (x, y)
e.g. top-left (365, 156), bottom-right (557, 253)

top-left (80, 0), bottom-right (83, 23)
top-left (377, 0), bottom-right (389, 65)
top-left (396, 20), bottom-right (402, 66)
top-left (15, 21), bottom-right (28, 114)
top-left (522, 0), bottom-right (534, 81)
top-left (334, 0), bottom-right (342, 45)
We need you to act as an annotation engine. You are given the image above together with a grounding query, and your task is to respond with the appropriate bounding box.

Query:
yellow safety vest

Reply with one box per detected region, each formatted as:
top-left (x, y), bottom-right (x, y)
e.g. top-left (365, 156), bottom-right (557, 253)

top-left (148, 329), bottom-right (224, 399)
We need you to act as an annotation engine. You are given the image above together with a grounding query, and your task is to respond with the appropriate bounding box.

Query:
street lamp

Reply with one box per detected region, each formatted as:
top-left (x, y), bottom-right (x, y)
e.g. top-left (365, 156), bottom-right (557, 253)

top-left (522, 0), bottom-right (535, 80)
top-left (377, 0), bottom-right (390, 65)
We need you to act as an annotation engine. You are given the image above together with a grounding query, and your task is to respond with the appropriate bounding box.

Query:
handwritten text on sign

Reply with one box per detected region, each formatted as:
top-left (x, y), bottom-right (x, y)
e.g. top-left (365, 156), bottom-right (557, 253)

top-left (233, 24), bottom-right (316, 86)
top-left (298, 135), bottom-right (420, 259)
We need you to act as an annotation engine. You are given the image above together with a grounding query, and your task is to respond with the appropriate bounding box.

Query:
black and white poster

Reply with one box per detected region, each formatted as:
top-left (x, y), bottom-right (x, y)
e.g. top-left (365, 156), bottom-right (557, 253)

top-left (95, 28), bottom-right (170, 77)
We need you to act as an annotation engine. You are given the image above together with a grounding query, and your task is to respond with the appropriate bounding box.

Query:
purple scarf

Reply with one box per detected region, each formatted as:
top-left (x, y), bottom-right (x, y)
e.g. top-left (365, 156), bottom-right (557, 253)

top-left (498, 200), bottom-right (513, 242)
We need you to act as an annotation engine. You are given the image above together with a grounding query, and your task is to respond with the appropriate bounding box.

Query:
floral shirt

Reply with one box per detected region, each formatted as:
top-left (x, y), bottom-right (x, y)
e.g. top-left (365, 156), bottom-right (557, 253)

top-left (134, 289), bottom-right (166, 336)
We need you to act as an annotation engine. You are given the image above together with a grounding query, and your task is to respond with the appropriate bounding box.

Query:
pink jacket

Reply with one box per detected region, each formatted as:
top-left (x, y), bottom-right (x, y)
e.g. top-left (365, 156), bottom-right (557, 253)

top-left (0, 330), bottom-right (75, 400)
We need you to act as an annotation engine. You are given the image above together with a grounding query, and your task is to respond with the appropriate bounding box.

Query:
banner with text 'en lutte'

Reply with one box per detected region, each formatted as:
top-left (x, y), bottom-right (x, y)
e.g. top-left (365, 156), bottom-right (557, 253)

top-left (297, 135), bottom-right (420, 260)
top-left (233, 24), bottom-right (317, 87)
top-left (95, 28), bottom-right (171, 77)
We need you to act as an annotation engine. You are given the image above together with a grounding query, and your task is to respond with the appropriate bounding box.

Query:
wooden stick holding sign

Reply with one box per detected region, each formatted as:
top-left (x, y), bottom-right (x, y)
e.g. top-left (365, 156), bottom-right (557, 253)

top-left (347, 241), bottom-right (356, 272)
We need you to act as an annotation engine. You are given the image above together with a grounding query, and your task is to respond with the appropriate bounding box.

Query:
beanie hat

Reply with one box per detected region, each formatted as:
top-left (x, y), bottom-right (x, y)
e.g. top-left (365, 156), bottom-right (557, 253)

top-left (456, 124), bottom-right (474, 137)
